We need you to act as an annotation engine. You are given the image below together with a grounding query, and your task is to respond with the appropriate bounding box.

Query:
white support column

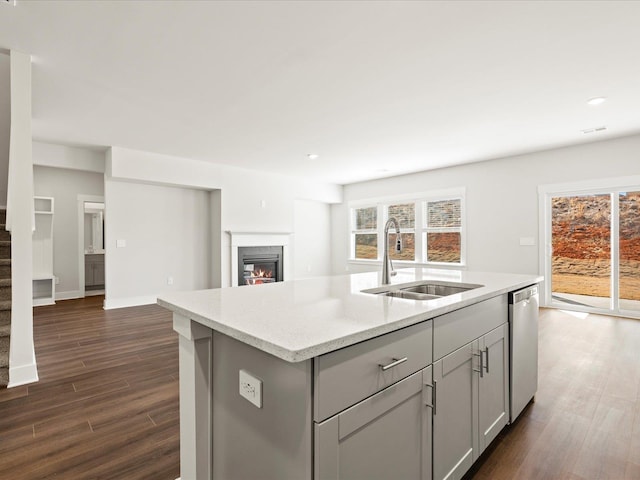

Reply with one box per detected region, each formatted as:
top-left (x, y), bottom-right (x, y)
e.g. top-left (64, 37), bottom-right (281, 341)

top-left (8, 50), bottom-right (38, 387)
top-left (173, 313), bottom-right (213, 480)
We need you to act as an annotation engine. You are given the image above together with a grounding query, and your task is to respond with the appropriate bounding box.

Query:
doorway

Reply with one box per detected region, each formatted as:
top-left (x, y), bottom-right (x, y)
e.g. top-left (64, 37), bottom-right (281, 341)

top-left (540, 180), bottom-right (640, 317)
top-left (78, 195), bottom-right (105, 298)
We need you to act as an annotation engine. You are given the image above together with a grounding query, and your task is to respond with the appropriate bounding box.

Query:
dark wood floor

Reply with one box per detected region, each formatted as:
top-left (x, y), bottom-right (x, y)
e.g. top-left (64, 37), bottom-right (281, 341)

top-left (0, 296), bottom-right (179, 480)
top-left (1, 299), bottom-right (639, 479)
top-left (468, 308), bottom-right (640, 480)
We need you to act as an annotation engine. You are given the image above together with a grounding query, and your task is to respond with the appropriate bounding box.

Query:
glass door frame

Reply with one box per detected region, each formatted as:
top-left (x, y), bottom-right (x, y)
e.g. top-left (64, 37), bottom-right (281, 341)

top-left (538, 175), bottom-right (640, 319)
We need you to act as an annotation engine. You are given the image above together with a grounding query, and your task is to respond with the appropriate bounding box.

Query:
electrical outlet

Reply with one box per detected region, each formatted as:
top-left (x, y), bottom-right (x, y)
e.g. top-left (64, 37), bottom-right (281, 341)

top-left (239, 369), bottom-right (262, 408)
top-left (167, 276), bottom-right (174, 286)
top-left (54, 276), bottom-right (60, 285)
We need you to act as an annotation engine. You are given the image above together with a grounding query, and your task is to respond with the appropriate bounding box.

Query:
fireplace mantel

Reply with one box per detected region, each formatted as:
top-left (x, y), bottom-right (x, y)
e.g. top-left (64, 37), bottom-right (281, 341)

top-left (226, 231), bottom-right (292, 286)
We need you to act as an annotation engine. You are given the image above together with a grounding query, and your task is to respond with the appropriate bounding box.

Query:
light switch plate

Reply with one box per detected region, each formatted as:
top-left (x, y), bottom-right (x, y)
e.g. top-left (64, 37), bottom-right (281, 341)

top-left (116, 239), bottom-right (127, 248)
top-left (239, 370), bottom-right (262, 408)
top-left (519, 237), bottom-right (535, 246)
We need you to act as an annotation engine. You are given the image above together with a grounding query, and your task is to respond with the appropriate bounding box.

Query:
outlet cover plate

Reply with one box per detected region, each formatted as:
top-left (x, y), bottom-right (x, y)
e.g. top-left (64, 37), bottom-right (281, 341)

top-left (239, 369), bottom-right (262, 408)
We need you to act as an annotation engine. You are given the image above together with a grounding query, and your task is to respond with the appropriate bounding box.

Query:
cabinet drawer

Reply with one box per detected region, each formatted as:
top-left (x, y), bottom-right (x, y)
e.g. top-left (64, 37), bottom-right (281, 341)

top-left (433, 294), bottom-right (507, 361)
top-left (314, 321), bottom-right (432, 422)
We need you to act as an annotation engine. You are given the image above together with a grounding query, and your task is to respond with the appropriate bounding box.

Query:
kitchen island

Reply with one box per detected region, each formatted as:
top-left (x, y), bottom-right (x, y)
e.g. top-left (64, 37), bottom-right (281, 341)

top-left (158, 268), bottom-right (542, 480)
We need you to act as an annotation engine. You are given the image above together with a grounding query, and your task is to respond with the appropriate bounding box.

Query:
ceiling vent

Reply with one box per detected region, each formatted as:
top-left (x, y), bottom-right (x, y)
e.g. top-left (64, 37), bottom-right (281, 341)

top-left (581, 126), bottom-right (607, 134)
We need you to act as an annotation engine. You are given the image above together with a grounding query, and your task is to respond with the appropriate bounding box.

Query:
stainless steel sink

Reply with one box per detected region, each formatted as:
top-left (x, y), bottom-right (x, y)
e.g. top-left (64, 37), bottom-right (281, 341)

top-left (381, 290), bottom-right (442, 300)
top-left (362, 281), bottom-right (483, 301)
top-left (399, 284), bottom-right (475, 296)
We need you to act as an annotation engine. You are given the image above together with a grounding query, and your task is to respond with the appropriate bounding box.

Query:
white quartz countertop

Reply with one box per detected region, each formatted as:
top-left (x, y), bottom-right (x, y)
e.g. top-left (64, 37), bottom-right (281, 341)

top-left (158, 268), bottom-right (542, 363)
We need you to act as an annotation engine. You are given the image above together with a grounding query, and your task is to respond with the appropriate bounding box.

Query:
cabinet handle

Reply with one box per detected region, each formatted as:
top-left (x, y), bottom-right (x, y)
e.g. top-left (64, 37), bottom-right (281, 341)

top-left (484, 347), bottom-right (489, 373)
top-left (433, 380), bottom-right (437, 416)
top-left (425, 381), bottom-right (437, 416)
top-left (379, 357), bottom-right (408, 371)
top-left (473, 351), bottom-right (484, 378)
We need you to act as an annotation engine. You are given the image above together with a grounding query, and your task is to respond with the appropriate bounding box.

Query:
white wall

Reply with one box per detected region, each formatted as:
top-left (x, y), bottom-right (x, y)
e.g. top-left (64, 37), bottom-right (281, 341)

top-left (106, 147), bottom-right (342, 295)
top-left (0, 53), bottom-right (9, 207)
top-left (332, 134), bottom-right (640, 278)
top-left (104, 180), bottom-right (211, 309)
top-left (33, 165), bottom-right (104, 299)
top-left (107, 146), bottom-right (341, 204)
top-left (33, 141), bottom-right (105, 173)
top-left (293, 199), bottom-right (332, 279)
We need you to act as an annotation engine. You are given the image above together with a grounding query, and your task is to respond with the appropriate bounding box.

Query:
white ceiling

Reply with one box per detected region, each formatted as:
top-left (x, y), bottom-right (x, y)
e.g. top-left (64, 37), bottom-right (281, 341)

top-left (1, 1), bottom-right (639, 185)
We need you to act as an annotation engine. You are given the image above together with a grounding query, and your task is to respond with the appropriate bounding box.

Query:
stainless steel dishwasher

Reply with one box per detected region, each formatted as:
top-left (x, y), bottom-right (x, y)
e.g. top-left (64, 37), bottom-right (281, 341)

top-left (509, 284), bottom-right (539, 422)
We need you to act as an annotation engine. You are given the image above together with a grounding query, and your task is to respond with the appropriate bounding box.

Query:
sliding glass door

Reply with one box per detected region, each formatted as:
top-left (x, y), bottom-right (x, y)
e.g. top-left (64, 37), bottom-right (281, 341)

top-left (543, 184), bottom-right (640, 317)
top-left (551, 194), bottom-right (611, 310)
top-left (619, 191), bottom-right (640, 313)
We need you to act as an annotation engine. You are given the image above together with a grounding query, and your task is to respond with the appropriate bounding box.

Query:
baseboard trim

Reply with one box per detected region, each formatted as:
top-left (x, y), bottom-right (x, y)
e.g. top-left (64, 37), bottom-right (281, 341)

top-left (55, 290), bottom-right (82, 301)
top-left (7, 362), bottom-right (39, 388)
top-left (85, 289), bottom-right (105, 297)
top-left (103, 295), bottom-right (158, 310)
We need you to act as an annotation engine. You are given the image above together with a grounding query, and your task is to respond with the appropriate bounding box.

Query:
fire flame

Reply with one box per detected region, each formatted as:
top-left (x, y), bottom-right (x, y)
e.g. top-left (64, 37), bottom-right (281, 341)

top-left (246, 269), bottom-right (273, 285)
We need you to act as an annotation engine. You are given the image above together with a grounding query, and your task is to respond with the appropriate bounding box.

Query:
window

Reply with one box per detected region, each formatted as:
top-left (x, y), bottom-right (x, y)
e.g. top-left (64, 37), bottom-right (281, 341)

top-left (349, 191), bottom-right (465, 265)
top-left (352, 206), bottom-right (378, 259)
top-left (423, 199), bottom-right (462, 263)
top-left (388, 203), bottom-right (415, 261)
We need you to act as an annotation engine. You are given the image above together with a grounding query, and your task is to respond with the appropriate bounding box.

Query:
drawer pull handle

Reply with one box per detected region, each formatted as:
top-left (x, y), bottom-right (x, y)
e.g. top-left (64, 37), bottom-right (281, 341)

top-left (379, 357), bottom-right (408, 371)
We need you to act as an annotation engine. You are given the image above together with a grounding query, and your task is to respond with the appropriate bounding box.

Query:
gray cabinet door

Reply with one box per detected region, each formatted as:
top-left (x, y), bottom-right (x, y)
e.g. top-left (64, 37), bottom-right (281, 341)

top-left (315, 368), bottom-right (432, 480)
top-left (433, 341), bottom-right (478, 480)
top-left (94, 259), bottom-right (105, 285)
top-left (423, 365), bottom-right (433, 480)
top-left (478, 323), bottom-right (509, 453)
top-left (84, 260), bottom-right (94, 286)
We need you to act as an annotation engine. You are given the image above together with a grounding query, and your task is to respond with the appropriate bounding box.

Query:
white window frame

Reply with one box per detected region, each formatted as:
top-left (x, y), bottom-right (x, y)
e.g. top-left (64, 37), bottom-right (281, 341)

top-left (348, 188), bottom-right (466, 268)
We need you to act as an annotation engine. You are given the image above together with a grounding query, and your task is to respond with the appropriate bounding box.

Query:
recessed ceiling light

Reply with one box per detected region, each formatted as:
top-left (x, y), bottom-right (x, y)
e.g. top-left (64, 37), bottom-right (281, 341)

top-left (307, 154), bottom-right (319, 160)
top-left (587, 97), bottom-right (607, 106)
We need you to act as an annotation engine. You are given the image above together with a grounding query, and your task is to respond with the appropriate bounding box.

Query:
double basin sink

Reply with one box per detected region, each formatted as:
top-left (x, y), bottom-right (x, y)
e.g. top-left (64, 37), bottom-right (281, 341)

top-left (362, 281), bottom-right (483, 301)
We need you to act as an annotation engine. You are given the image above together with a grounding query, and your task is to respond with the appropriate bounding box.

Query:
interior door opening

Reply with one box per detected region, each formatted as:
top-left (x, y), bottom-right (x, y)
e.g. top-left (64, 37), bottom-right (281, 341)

top-left (77, 195), bottom-right (105, 299)
top-left (84, 201), bottom-right (105, 296)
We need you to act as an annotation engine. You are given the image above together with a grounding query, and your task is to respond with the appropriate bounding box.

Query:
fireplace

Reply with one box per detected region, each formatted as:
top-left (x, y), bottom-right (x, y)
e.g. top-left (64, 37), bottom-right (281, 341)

top-left (227, 231), bottom-right (291, 287)
top-left (237, 246), bottom-right (283, 286)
